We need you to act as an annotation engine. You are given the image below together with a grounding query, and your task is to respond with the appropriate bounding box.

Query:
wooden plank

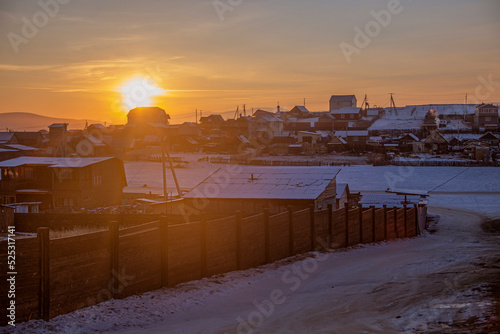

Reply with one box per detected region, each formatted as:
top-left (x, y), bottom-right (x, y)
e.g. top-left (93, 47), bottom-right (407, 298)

top-left (37, 228), bottom-right (50, 321)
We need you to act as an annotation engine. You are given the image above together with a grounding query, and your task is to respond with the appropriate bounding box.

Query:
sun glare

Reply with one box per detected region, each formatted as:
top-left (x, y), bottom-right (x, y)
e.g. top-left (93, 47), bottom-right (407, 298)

top-left (118, 77), bottom-right (165, 110)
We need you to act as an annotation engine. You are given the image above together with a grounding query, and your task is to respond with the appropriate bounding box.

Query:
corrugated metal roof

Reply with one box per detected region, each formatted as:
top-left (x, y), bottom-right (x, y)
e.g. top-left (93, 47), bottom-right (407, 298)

top-left (183, 166), bottom-right (341, 200)
top-left (0, 156), bottom-right (115, 168)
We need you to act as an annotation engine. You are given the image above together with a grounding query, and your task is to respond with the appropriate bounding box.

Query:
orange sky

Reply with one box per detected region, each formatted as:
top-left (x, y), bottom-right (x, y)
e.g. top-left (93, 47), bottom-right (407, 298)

top-left (0, 0), bottom-right (499, 125)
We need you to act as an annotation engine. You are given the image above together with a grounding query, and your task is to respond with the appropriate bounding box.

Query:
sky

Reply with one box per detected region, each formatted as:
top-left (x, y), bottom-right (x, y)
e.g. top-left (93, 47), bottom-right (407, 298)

top-left (0, 0), bottom-right (499, 125)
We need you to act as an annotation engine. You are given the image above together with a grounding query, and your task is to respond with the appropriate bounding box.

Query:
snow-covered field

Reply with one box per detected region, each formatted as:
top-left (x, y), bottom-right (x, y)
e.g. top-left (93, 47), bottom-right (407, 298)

top-left (3, 161), bottom-right (499, 334)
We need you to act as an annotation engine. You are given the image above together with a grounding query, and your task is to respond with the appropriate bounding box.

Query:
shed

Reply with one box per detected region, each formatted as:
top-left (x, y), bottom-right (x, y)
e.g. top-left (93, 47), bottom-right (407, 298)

top-left (183, 166), bottom-right (342, 214)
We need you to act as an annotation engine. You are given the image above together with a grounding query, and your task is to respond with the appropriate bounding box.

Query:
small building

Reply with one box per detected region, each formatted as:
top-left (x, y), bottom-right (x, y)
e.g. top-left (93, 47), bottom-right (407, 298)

top-left (0, 156), bottom-right (126, 211)
top-left (398, 133), bottom-right (419, 152)
top-left (334, 130), bottom-right (369, 147)
top-left (330, 95), bottom-right (357, 111)
top-left (423, 130), bottom-right (448, 154)
top-left (183, 166), bottom-right (342, 215)
top-left (475, 104), bottom-right (499, 130)
top-left (289, 106), bottom-right (310, 117)
top-left (248, 115), bottom-right (284, 139)
top-left (0, 132), bottom-right (19, 145)
top-left (479, 132), bottom-right (500, 147)
top-left (464, 141), bottom-right (490, 161)
top-left (200, 114), bottom-right (225, 127)
top-left (298, 131), bottom-right (324, 144)
top-left (13, 132), bottom-right (44, 147)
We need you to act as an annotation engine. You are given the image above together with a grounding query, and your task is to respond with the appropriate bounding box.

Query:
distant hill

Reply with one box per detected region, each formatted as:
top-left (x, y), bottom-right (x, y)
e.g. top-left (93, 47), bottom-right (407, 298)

top-left (0, 112), bottom-right (106, 131)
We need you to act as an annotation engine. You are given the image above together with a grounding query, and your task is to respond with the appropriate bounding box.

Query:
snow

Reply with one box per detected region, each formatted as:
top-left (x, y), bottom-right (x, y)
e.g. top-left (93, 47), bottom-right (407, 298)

top-left (183, 166), bottom-right (341, 200)
top-left (369, 104), bottom-right (478, 131)
top-left (0, 156), bottom-right (115, 168)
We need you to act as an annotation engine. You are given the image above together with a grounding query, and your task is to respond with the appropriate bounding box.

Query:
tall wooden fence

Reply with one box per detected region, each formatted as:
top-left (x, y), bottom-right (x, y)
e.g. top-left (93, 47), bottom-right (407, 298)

top-left (0, 204), bottom-right (422, 326)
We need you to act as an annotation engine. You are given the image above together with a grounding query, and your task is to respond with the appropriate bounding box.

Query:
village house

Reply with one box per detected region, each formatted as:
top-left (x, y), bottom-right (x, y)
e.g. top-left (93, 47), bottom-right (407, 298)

top-left (289, 106), bottom-right (310, 117)
top-left (13, 131), bottom-right (45, 147)
top-left (0, 132), bottom-right (19, 145)
top-left (422, 130), bottom-right (449, 154)
top-left (329, 95), bottom-right (357, 110)
top-left (182, 166), bottom-right (342, 215)
top-left (0, 156), bottom-right (126, 211)
top-left (398, 133), bottom-right (419, 152)
top-left (199, 114), bottom-right (225, 129)
top-left (297, 131), bottom-right (325, 144)
top-left (334, 130), bottom-right (369, 149)
top-left (474, 104), bottom-right (499, 130)
top-left (479, 132), bottom-right (500, 147)
top-left (248, 114), bottom-right (284, 139)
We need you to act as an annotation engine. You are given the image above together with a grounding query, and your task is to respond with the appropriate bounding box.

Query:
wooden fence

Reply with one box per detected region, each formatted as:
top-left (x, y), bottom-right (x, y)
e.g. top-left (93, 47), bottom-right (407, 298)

top-left (0, 204), bottom-right (422, 326)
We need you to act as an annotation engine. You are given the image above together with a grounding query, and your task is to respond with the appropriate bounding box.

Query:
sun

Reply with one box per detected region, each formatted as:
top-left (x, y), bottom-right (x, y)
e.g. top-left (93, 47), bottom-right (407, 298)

top-left (118, 77), bottom-right (165, 110)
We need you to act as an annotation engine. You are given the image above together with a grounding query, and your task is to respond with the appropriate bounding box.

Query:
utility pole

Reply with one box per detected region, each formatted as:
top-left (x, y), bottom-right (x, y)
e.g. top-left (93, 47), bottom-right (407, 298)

top-left (196, 109), bottom-right (198, 124)
top-left (243, 104), bottom-right (246, 117)
top-left (389, 93), bottom-right (398, 116)
top-left (162, 141), bottom-right (168, 203)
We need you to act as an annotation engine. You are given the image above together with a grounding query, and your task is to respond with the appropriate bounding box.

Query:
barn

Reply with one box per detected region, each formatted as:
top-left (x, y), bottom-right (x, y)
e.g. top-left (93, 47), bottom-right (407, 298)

top-left (182, 166), bottom-right (341, 215)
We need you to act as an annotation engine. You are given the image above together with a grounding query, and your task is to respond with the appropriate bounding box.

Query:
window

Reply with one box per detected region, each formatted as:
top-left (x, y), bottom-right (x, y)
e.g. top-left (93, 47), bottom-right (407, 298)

top-left (353, 136), bottom-right (359, 142)
top-left (341, 114), bottom-right (345, 119)
top-left (350, 114), bottom-right (354, 119)
top-left (485, 117), bottom-right (492, 122)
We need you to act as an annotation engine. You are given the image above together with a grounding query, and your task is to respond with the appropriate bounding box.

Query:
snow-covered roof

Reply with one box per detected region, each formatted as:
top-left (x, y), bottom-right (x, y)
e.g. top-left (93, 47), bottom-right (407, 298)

top-left (252, 115), bottom-right (283, 123)
top-left (330, 107), bottom-right (360, 115)
top-left (334, 130), bottom-right (369, 137)
top-left (183, 166), bottom-right (341, 200)
top-left (442, 133), bottom-right (482, 142)
top-left (399, 133), bottom-right (419, 141)
top-left (294, 118), bottom-right (319, 123)
top-left (336, 183), bottom-right (348, 199)
top-left (298, 131), bottom-right (322, 136)
top-left (0, 132), bottom-right (16, 141)
top-left (3, 144), bottom-right (37, 151)
top-left (292, 106), bottom-right (309, 113)
top-left (0, 156), bottom-right (116, 168)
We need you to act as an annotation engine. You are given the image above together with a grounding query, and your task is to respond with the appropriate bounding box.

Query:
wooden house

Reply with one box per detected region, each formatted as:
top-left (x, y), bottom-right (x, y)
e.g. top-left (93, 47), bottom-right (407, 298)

top-left (475, 104), bottom-right (499, 130)
top-left (479, 132), bottom-right (500, 147)
top-left (398, 133), bottom-right (419, 152)
top-left (423, 131), bottom-right (448, 154)
top-left (183, 166), bottom-right (342, 215)
top-left (0, 156), bottom-right (126, 211)
top-left (13, 132), bottom-right (44, 147)
top-left (330, 95), bottom-right (357, 110)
